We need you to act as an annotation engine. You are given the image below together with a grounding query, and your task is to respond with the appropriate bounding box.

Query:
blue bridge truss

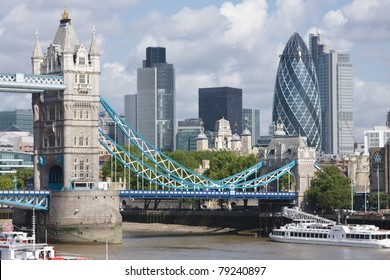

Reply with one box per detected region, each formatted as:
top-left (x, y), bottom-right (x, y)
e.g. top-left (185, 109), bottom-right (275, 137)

top-left (0, 191), bottom-right (49, 211)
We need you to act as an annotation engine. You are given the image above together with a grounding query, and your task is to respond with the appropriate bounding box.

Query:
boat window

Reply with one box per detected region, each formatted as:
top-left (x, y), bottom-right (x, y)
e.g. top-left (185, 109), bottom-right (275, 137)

top-left (346, 234), bottom-right (350, 239)
top-left (315, 234), bottom-right (318, 238)
top-left (365, 235), bottom-right (369, 239)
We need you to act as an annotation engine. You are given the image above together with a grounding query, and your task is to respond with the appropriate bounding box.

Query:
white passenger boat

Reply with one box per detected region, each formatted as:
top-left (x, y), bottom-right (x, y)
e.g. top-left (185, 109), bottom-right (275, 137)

top-left (269, 218), bottom-right (390, 248)
top-left (0, 225), bottom-right (88, 260)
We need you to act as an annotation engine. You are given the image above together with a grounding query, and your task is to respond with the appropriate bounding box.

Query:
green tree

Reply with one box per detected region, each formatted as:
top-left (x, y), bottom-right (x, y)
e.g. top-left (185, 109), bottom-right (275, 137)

top-left (368, 192), bottom-right (389, 210)
top-left (279, 173), bottom-right (295, 191)
top-left (305, 166), bottom-right (351, 213)
top-left (0, 176), bottom-right (14, 190)
top-left (165, 150), bottom-right (199, 170)
top-left (15, 168), bottom-right (34, 189)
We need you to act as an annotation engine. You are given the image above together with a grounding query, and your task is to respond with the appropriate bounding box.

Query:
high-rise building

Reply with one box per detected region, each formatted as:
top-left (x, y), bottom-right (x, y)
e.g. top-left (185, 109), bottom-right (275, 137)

top-left (198, 87), bottom-right (242, 135)
top-left (133, 47), bottom-right (176, 152)
top-left (387, 110), bottom-right (390, 128)
top-left (124, 94), bottom-right (137, 132)
top-left (243, 108), bottom-right (260, 147)
top-left (176, 118), bottom-right (203, 151)
top-left (272, 33), bottom-right (321, 150)
top-left (310, 33), bottom-right (354, 155)
top-left (364, 126), bottom-right (390, 155)
top-left (0, 110), bottom-right (33, 133)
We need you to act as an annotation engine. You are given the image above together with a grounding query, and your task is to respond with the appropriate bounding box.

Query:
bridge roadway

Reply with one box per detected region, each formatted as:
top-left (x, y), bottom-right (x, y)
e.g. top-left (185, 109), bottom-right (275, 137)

top-left (0, 190), bottom-right (296, 211)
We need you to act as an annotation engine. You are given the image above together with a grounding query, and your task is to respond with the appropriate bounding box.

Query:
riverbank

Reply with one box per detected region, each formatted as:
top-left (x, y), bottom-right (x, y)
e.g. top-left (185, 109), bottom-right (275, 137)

top-left (122, 222), bottom-right (236, 234)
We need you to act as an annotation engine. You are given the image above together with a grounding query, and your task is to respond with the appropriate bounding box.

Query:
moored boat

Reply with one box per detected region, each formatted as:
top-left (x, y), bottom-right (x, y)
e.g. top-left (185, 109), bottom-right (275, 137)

top-left (0, 224), bottom-right (88, 260)
top-left (269, 218), bottom-right (390, 248)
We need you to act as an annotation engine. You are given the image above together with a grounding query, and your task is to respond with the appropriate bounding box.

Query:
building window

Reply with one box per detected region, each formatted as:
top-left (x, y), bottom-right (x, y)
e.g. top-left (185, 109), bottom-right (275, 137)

top-left (80, 161), bottom-right (84, 171)
top-left (79, 57), bottom-right (86, 65)
top-left (48, 136), bottom-right (55, 147)
top-left (79, 74), bottom-right (86, 84)
top-left (73, 137), bottom-right (77, 146)
top-left (79, 137), bottom-right (84, 146)
top-left (48, 106), bottom-right (55, 121)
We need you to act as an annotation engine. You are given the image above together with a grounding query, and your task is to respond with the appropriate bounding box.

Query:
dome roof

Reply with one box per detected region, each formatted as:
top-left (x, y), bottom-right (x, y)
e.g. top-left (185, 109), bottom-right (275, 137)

top-left (196, 132), bottom-right (208, 140)
top-left (241, 128), bottom-right (251, 136)
top-left (232, 133), bottom-right (241, 141)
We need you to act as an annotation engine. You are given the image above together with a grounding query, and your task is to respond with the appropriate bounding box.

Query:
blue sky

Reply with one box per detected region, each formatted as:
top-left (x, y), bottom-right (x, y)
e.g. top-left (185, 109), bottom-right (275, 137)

top-left (1, 0), bottom-right (390, 142)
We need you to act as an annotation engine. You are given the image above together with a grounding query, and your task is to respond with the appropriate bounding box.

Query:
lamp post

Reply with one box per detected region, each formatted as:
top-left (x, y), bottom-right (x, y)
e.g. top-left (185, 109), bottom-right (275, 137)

top-left (377, 164), bottom-right (380, 212)
top-left (364, 183), bottom-right (367, 213)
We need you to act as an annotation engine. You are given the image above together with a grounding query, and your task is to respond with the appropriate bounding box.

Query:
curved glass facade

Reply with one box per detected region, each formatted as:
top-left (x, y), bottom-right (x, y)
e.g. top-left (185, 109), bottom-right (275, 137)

top-left (272, 33), bottom-right (321, 149)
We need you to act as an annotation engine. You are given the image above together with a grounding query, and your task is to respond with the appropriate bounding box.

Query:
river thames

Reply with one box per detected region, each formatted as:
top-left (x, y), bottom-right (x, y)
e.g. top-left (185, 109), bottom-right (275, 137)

top-left (53, 222), bottom-right (390, 260)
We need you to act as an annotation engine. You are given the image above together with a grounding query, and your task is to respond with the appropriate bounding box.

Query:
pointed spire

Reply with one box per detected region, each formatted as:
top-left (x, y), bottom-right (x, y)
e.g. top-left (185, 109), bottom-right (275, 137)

top-left (32, 29), bottom-right (43, 58)
top-left (89, 26), bottom-right (100, 56)
top-left (63, 23), bottom-right (73, 54)
top-left (62, 5), bottom-right (69, 20)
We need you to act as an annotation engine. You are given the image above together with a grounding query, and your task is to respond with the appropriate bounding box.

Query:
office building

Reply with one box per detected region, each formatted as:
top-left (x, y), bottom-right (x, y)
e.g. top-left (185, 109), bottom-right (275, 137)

top-left (310, 33), bottom-right (354, 155)
top-left (272, 33), bottom-right (321, 150)
top-left (133, 47), bottom-right (176, 152)
top-left (176, 118), bottom-right (203, 151)
top-left (364, 126), bottom-right (390, 155)
top-left (243, 108), bottom-right (260, 147)
top-left (198, 87), bottom-right (242, 135)
top-left (0, 110), bottom-right (33, 134)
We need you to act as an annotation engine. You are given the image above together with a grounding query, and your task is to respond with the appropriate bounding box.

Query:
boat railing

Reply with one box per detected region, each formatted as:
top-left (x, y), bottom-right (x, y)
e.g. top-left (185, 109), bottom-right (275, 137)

top-left (282, 207), bottom-right (336, 225)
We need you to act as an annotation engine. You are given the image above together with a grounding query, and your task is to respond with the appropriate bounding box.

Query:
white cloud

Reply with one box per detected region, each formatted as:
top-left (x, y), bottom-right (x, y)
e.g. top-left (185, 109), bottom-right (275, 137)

top-left (0, 0), bottom-right (389, 141)
top-left (100, 63), bottom-right (135, 114)
top-left (353, 78), bottom-right (390, 141)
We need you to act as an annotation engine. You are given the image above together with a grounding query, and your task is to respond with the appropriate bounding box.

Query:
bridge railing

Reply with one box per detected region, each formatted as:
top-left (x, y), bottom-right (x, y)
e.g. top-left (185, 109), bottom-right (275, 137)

top-left (281, 206), bottom-right (336, 225)
top-left (0, 73), bottom-right (66, 92)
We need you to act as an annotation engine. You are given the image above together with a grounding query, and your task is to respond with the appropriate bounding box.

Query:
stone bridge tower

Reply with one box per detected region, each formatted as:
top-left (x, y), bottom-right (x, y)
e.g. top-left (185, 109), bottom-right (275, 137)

top-left (31, 8), bottom-right (100, 191)
top-left (259, 120), bottom-right (317, 208)
top-left (26, 9), bottom-right (122, 244)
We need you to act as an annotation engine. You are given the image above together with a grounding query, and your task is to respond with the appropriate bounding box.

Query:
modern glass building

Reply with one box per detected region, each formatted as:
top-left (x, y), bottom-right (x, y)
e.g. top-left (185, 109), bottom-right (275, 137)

top-left (198, 87), bottom-right (242, 135)
top-left (135, 47), bottom-right (176, 152)
top-left (243, 108), bottom-right (260, 147)
top-left (272, 32), bottom-right (321, 150)
top-left (0, 110), bottom-right (33, 134)
top-left (176, 118), bottom-right (203, 151)
top-left (0, 151), bottom-right (33, 175)
top-left (310, 33), bottom-right (354, 155)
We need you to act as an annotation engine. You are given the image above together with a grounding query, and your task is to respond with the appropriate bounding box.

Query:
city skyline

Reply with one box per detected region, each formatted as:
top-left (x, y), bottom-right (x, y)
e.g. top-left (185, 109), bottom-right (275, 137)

top-left (0, 0), bottom-right (389, 143)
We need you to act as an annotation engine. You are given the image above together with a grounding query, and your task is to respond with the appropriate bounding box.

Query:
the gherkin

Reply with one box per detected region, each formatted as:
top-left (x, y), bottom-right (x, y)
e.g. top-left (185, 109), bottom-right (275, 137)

top-left (272, 32), bottom-right (321, 150)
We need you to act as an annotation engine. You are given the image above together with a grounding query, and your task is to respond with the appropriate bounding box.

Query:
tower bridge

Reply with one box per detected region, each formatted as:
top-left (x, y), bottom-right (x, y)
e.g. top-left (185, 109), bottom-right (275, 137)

top-left (0, 9), bottom-right (318, 243)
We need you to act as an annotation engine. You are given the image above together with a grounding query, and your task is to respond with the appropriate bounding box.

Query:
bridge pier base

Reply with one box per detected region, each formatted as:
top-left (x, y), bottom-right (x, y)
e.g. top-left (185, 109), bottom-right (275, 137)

top-left (46, 190), bottom-right (122, 244)
top-left (14, 190), bottom-right (123, 244)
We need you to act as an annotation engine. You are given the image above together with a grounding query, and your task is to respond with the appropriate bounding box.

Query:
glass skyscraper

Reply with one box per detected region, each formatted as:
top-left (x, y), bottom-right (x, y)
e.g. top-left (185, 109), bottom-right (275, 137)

top-left (310, 33), bottom-right (354, 155)
top-left (198, 87), bottom-right (242, 135)
top-left (134, 47), bottom-right (176, 152)
top-left (272, 33), bottom-right (321, 150)
top-left (0, 110), bottom-right (33, 133)
top-left (243, 108), bottom-right (260, 146)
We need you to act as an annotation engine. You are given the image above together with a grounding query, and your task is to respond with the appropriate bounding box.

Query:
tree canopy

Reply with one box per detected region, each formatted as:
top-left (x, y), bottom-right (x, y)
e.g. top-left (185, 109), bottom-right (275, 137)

top-left (101, 147), bottom-right (260, 190)
top-left (305, 166), bottom-right (351, 213)
top-left (0, 168), bottom-right (33, 190)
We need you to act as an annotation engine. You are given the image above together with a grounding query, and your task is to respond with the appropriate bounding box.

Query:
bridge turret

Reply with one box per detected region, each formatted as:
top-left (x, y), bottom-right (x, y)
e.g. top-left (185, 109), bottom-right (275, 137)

top-left (31, 31), bottom-right (44, 75)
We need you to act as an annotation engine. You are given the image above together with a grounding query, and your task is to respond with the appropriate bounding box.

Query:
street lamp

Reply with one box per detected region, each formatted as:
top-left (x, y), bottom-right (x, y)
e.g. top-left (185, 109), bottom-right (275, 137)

top-left (377, 164), bottom-right (380, 212)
